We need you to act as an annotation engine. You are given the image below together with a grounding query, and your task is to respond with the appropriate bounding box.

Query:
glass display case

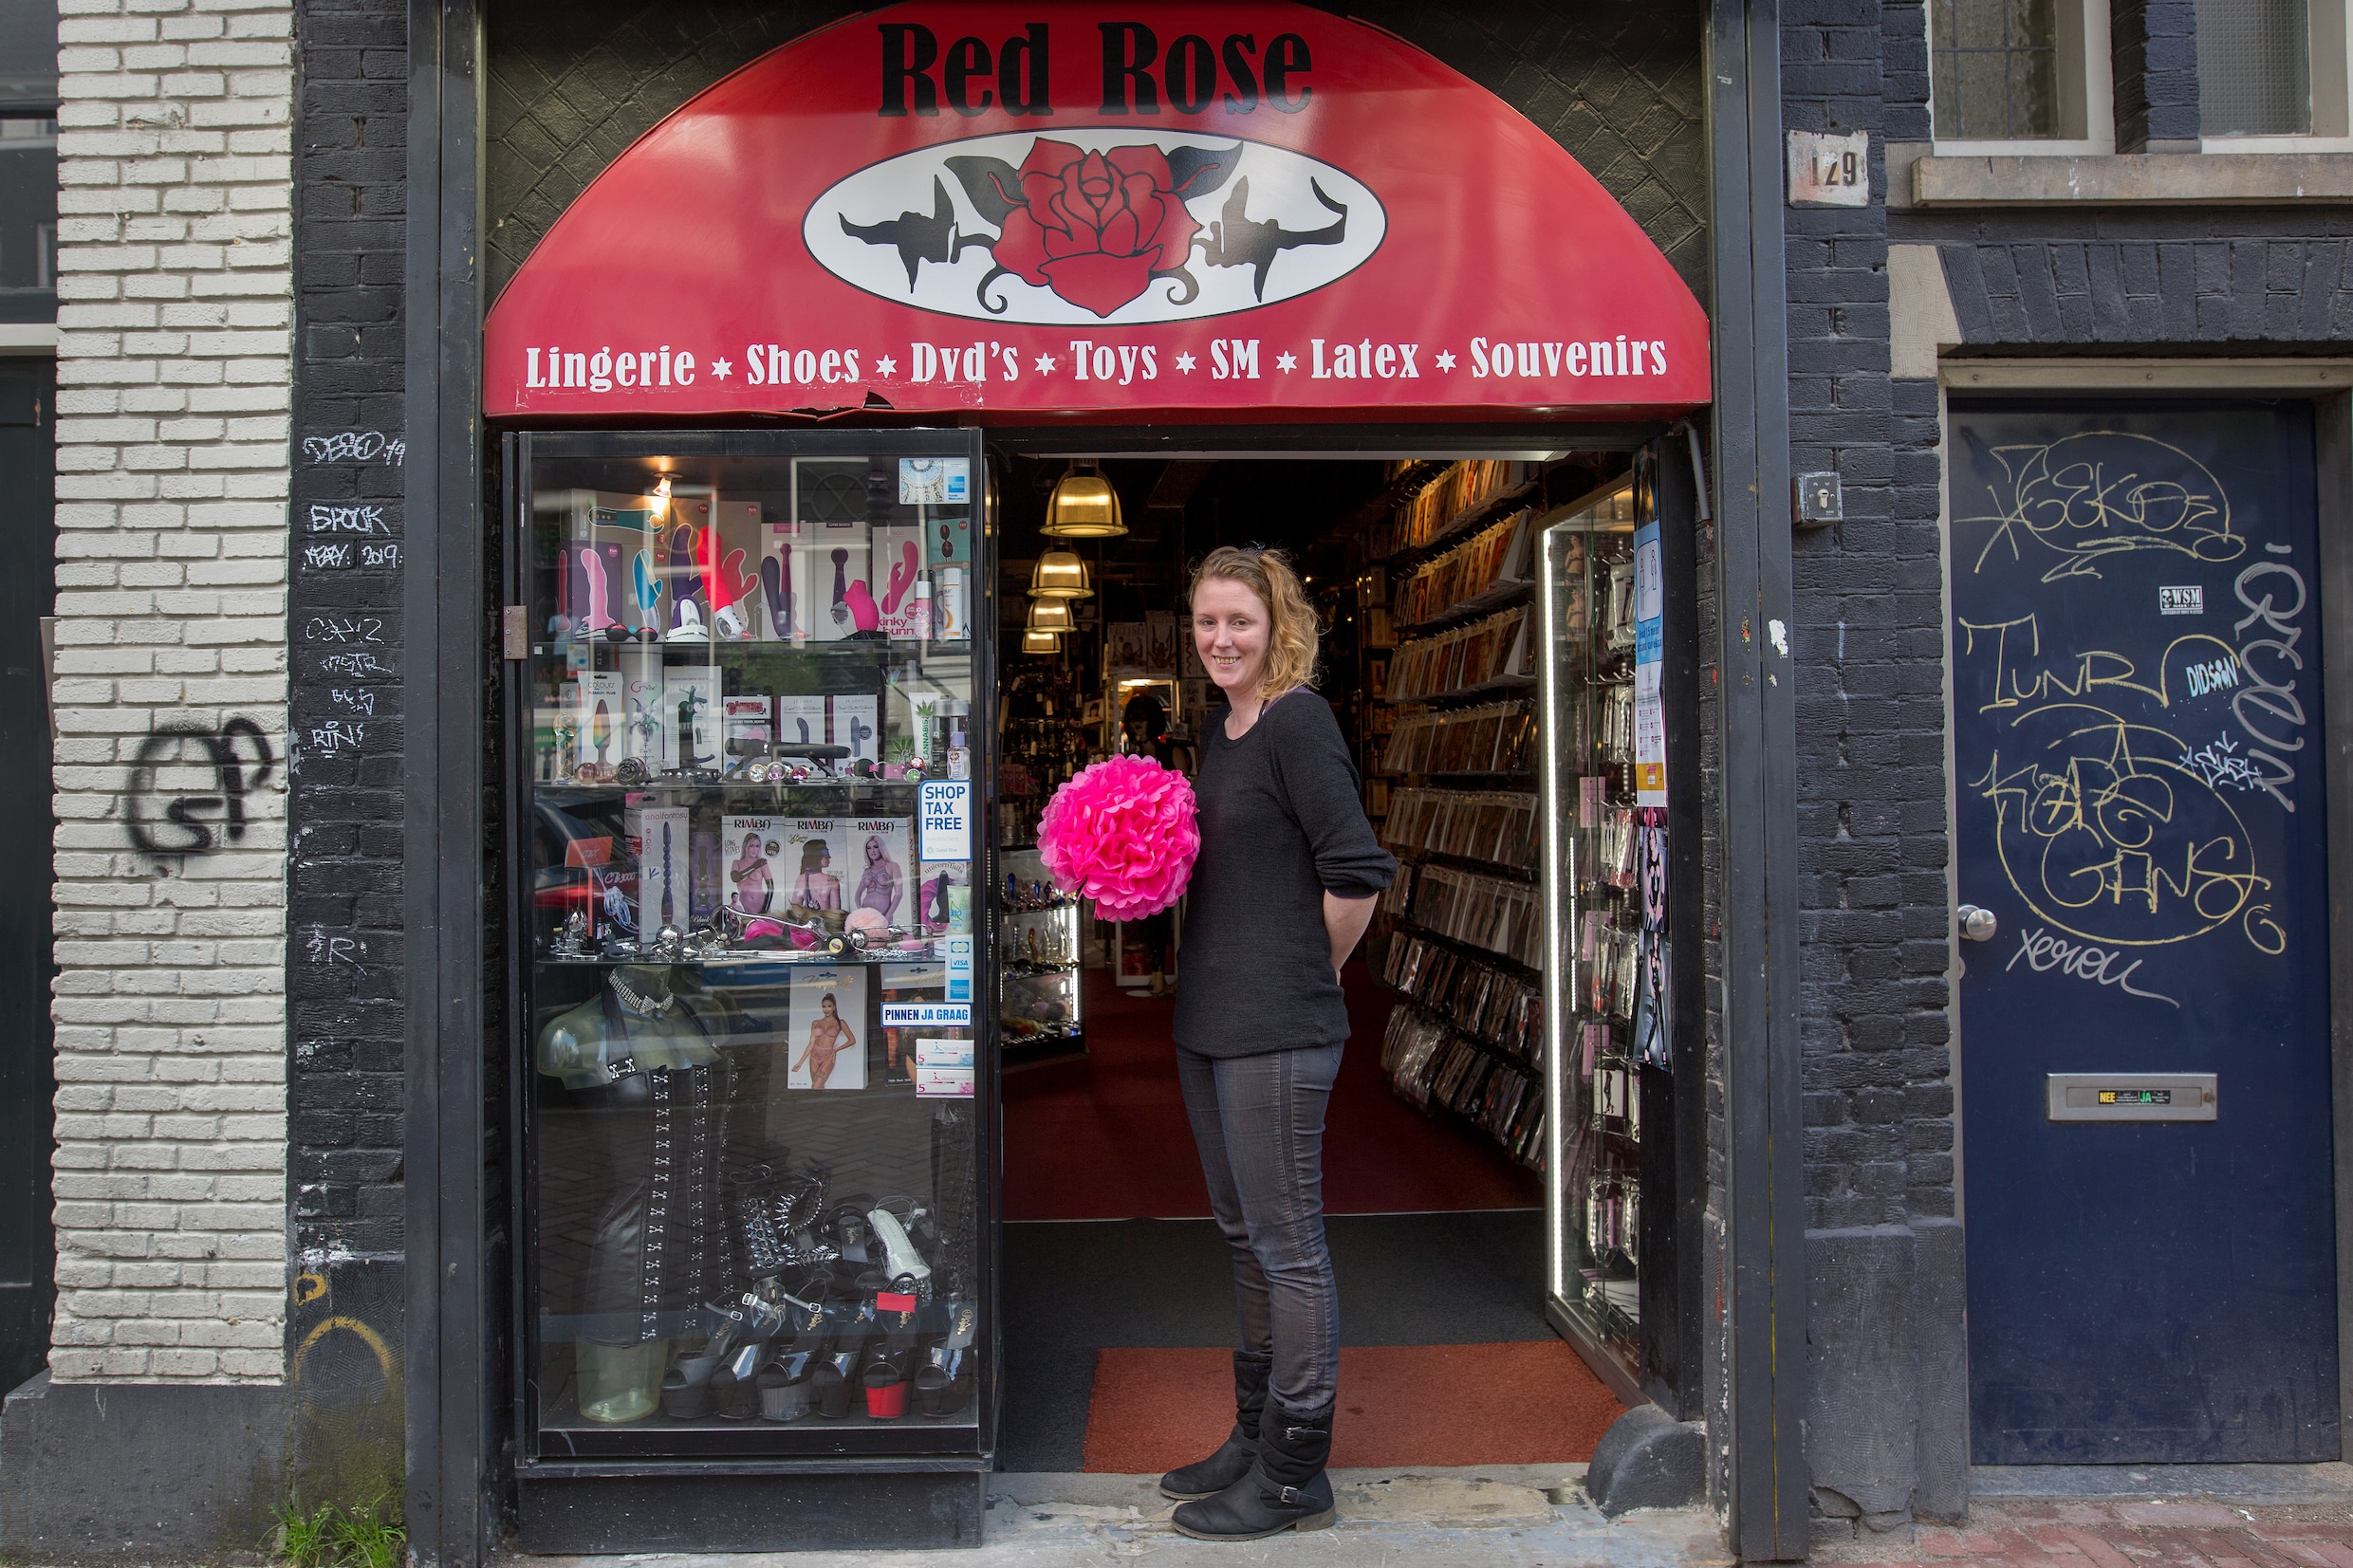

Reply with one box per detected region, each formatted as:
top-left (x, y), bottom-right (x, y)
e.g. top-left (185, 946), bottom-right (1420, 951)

top-left (502, 431), bottom-right (993, 1466)
top-left (998, 845), bottom-right (1083, 1057)
top-left (1536, 475), bottom-right (1655, 1380)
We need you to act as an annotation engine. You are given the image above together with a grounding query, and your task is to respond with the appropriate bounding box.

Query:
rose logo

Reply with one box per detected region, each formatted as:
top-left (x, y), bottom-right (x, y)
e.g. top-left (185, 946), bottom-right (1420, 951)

top-left (988, 140), bottom-right (1214, 318)
top-left (810, 132), bottom-right (1381, 325)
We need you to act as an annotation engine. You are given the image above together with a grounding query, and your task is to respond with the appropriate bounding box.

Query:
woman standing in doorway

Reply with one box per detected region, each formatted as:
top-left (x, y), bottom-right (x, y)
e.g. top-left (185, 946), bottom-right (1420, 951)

top-left (1161, 545), bottom-right (1395, 1541)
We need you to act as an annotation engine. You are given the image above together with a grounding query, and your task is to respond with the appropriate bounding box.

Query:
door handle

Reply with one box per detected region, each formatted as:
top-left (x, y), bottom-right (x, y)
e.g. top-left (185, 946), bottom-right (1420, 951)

top-left (1957, 905), bottom-right (1997, 941)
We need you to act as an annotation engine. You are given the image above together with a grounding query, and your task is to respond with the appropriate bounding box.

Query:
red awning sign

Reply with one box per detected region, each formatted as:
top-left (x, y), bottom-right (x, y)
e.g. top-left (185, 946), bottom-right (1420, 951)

top-left (483, 2), bottom-right (1711, 420)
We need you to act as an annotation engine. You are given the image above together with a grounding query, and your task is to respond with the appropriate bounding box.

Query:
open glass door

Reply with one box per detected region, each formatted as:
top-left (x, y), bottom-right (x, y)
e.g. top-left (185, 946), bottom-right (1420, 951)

top-left (1537, 475), bottom-right (1652, 1392)
top-left (502, 429), bottom-right (995, 1471)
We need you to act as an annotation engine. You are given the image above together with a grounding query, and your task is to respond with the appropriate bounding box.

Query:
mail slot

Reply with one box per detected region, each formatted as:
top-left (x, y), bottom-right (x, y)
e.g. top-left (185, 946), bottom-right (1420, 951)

top-left (2047, 1073), bottom-right (2218, 1123)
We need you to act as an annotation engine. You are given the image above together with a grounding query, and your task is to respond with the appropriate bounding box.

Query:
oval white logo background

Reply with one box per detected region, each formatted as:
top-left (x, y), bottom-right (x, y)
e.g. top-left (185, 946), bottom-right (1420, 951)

top-left (805, 131), bottom-right (1386, 326)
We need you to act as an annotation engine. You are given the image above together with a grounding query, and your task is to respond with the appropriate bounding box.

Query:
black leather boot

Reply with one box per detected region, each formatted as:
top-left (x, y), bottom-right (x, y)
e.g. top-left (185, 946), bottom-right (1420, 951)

top-left (1170, 1398), bottom-right (1335, 1540)
top-left (1158, 1350), bottom-right (1272, 1501)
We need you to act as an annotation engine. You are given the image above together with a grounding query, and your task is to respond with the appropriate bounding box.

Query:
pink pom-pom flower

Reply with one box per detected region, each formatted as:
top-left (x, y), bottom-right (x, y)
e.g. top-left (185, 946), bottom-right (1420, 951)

top-left (1036, 754), bottom-right (1200, 920)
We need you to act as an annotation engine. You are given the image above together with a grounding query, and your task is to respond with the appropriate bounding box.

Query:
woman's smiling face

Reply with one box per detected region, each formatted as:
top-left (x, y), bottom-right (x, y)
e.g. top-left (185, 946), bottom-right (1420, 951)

top-left (1193, 577), bottom-right (1270, 698)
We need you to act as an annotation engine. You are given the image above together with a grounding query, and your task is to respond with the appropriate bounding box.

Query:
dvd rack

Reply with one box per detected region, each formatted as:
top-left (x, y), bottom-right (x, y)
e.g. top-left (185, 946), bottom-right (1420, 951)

top-left (1367, 459), bottom-right (1532, 561)
top-left (1357, 458), bottom-right (1566, 1171)
top-left (1380, 1004), bottom-right (1544, 1165)
top-left (1380, 787), bottom-right (1539, 874)
top-left (1394, 507), bottom-right (1535, 628)
top-left (1383, 608), bottom-right (1535, 703)
top-left (1547, 480), bottom-right (1655, 1349)
top-left (1382, 930), bottom-right (1542, 1061)
top-left (1376, 700), bottom-right (1536, 777)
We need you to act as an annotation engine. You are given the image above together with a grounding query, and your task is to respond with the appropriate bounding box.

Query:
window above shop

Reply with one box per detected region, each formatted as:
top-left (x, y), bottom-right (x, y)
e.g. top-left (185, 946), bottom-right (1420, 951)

top-left (2198, 0), bottom-right (2353, 149)
top-left (1929, 0), bottom-right (2116, 155)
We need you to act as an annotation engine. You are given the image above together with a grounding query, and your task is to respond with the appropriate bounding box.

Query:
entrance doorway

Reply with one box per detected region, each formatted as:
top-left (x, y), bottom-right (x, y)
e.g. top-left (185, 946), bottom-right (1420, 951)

top-left (1948, 399), bottom-right (2341, 1463)
top-left (987, 443), bottom-right (1636, 1472)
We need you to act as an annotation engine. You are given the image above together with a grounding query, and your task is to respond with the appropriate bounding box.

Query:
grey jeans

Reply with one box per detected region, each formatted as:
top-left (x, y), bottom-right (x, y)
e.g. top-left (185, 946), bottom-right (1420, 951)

top-left (1176, 1042), bottom-right (1344, 1411)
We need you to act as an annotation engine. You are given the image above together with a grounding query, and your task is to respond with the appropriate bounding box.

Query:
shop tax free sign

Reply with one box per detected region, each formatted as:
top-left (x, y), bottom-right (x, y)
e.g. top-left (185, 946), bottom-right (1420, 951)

top-left (482, 2), bottom-right (1711, 420)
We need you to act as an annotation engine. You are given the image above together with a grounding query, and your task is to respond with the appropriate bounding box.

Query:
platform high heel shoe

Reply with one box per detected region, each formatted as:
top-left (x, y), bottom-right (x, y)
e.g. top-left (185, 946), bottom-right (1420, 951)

top-left (756, 1275), bottom-right (833, 1423)
top-left (756, 1348), bottom-right (817, 1422)
top-left (860, 1289), bottom-right (924, 1419)
top-left (1158, 1349), bottom-right (1272, 1500)
top-left (708, 1340), bottom-right (766, 1421)
top-left (812, 1293), bottom-right (877, 1419)
top-left (1170, 1398), bottom-right (1337, 1541)
top-left (915, 1301), bottom-right (977, 1417)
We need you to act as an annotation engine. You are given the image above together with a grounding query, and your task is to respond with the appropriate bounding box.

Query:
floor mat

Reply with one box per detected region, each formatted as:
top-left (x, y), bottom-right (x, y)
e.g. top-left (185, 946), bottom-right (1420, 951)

top-left (1003, 965), bottom-right (1541, 1220)
top-left (998, 1211), bottom-right (1559, 1471)
top-left (1081, 1342), bottom-right (1627, 1472)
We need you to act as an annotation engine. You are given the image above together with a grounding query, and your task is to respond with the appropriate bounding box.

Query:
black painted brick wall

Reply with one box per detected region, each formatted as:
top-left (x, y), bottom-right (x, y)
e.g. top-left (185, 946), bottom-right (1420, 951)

top-left (288, 0), bottom-right (408, 1265)
top-left (1784, 0), bottom-right (1964, 1533)
top-left (1929, 225), bottom-right (2353, 345)
top-left (1784, 0), bottom-right (1955, 1242)
top-left (2112, 0), bottom-right (2201, 150)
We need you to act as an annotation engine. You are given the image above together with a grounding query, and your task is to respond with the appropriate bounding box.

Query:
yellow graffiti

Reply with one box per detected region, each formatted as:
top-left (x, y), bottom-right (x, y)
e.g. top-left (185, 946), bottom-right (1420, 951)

top-left (1971, 704), bottom-right (2270, 949)
top-left (292, 1314), bottom-right (398, 1391)
top-left (1960, 614), bottom-right (2247, 715)
top-left (1963, 431), bottom-right (2245, 581)
top-left (293, 1271), bottom-right (326, 1306)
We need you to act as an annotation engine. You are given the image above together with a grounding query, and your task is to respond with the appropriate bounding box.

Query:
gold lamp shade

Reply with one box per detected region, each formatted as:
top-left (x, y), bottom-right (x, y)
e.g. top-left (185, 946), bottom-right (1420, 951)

top-left (1026, 598), bottom-right (1074, 634)
top-left (1021, 629), bottom-right (1061, 654)
top-left (1042, 463), bottom-right (1126, 538)
top-left (1029, 550), bottom-right (1092, 599)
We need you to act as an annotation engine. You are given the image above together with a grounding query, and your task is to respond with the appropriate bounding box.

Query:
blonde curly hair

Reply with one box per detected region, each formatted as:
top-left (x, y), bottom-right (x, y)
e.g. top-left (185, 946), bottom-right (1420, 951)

top-left (1189, 545), bottom-right (1319, 701)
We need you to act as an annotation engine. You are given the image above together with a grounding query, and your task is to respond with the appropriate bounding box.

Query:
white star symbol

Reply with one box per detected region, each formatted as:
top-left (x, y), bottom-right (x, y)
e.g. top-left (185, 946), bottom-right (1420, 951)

top-left (876, 355), bottom-right (898, 377)
top-left (711, 358), bottom-right (732, 380)
top-left (1275, 351), bottom-right (1298, 373)
top-left (1175, 351), bottom-right (1196, 373)
top-left (1435, 350), bottom-right (1457, 372)
top-left (1034, 353), bottom-right (1057, 374)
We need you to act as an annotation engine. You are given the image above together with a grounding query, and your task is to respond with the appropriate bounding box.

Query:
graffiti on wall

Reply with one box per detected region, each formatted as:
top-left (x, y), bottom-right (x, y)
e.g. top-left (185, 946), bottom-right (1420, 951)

top-left (124, 716), bottom-right (276, 860)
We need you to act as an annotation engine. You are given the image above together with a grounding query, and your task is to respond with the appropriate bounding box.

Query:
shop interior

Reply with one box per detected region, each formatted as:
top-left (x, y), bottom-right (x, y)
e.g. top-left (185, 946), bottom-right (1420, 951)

top-left (989, 445), bottom-right (1652, 1470)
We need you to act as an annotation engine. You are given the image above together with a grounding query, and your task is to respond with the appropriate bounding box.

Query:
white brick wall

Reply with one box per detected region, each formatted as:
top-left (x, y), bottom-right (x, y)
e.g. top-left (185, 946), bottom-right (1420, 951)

top-left (49, 0), bottom-right (292, 1383)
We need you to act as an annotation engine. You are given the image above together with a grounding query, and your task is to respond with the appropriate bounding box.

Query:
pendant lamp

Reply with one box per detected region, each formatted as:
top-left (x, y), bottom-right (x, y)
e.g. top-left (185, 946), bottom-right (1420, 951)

top-left (1028, 550), bottom-right (1092, 600)
top-left (1042, 461), bottom-right (1126, 538)
top-left (1026, 598), bottom-right (1074, 634)
top-left (1021, 629), bottom-right (1060, 654)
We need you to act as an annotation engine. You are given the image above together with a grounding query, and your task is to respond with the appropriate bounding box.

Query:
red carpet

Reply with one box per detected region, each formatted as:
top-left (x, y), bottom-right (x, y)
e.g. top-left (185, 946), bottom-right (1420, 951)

top-left (1081, 1343), bottom-right (1627, 1471)
top-left (1003, 966), bottom-right (1542, 1220)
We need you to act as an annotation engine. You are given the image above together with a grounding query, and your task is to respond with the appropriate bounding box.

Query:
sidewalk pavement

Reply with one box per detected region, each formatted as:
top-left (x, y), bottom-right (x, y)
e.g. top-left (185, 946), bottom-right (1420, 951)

top-left (520, 1466), bottom-right (1730, 1568)
top-left (1824, 1466), bottom-right (2353, 1568)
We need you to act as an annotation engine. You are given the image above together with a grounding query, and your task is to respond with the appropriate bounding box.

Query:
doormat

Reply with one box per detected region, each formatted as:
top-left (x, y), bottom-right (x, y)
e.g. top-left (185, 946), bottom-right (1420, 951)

top-left (1080, 1342), bottom-right (1627, 1472)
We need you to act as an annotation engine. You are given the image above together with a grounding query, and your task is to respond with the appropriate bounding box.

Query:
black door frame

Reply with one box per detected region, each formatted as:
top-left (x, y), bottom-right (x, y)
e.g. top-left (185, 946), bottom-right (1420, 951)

top-left (402, 0), bottom-right (1809, 1558)
top-left (0, 354), bottom-right (55, 1393)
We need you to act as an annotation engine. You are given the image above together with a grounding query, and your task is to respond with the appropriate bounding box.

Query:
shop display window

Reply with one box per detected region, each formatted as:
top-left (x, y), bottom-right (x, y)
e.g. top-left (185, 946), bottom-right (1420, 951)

top-left (999, 846), bottom-right (1081, 1052)
top-left (504, 432), bottom-right (992, 1460)
top-left (1535, 477), bottom-right (1658, 1379)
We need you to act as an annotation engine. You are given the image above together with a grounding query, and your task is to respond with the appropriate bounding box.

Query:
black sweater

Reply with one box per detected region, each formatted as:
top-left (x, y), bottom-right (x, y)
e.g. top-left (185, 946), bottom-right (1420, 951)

top-left (1173, 692), bottom-right (1397, 1057)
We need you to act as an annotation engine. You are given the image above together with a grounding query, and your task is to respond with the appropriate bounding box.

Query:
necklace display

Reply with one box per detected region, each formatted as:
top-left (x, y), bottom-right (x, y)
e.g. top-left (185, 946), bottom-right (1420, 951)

top-left (611, 969), bottom-right (676, 1018)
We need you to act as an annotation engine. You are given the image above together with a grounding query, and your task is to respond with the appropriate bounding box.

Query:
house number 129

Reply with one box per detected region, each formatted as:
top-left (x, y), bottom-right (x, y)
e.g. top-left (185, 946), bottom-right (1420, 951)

top-left (1787, 129), bottom-right (1871, 209)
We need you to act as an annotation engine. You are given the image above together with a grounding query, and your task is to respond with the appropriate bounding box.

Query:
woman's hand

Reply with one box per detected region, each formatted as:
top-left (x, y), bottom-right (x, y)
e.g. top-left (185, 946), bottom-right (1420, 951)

top-left (1324, 891), bottom-right (1378, 980)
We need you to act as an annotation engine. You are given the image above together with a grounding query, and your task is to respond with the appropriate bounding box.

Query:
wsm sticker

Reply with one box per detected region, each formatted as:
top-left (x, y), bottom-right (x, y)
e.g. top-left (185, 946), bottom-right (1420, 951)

top-left (2159, 585), bottom-right (2204, 615)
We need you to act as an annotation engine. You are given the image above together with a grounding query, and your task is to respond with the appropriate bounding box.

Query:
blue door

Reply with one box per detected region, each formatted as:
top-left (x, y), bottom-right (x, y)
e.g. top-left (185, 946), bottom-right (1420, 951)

top-left (1950, 401), bottom-right (2338, 1464)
